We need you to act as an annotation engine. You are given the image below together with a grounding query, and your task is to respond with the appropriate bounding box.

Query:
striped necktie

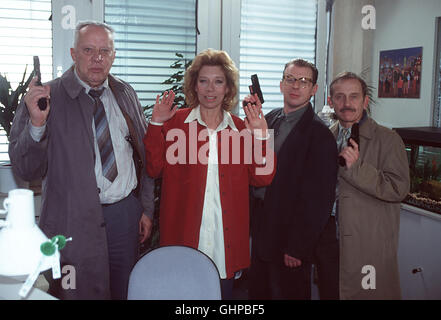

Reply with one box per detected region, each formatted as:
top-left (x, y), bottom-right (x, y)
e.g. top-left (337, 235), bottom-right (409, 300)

top-left (89, 88), bottom-right (118, 182)
top-left (338, 128), bottom-right (351, 152)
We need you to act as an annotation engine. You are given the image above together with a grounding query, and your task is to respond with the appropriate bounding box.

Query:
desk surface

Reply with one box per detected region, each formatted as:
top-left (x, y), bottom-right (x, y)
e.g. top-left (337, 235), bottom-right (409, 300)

top-left (0, 275), bottom-right (57, 300)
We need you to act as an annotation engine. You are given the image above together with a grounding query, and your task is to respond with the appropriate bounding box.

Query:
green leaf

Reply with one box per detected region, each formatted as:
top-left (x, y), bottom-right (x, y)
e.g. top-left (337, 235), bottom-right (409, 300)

top-left (0, 68), bottom-right (33, 138)
top-left (144, 52), bottom-right (193, 117)
top-left (0, 74), bottom-right (12, 108)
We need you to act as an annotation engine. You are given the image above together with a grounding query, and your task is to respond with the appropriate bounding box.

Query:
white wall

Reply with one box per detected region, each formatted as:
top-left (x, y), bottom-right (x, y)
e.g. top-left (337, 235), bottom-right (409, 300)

top-left (52, 0), bottom-right (104, 79)
top-left (196, 0), bottom-right (222, 53)
top-left (399, 206), bottom-right (441, 299)
top-left (330, 0), bottom-right (374, 79)
top-left (371, 0), bottom-right (441, 128)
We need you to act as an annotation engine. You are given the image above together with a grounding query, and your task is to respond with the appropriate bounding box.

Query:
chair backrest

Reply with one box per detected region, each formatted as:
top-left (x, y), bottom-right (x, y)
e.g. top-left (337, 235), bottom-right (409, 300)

top-left (127, 245), bottom-right (221, 300)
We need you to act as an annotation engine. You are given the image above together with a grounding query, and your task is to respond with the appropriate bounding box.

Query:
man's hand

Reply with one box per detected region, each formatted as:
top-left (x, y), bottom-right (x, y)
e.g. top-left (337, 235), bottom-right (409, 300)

top-left (24, 77), bottom-right (50, 127)
top-left (151, 90), bottom-right (178, 123)
top-left (284, 253), bottom-right (302, 268)
top-left (139, 214), bottom-right (153, 243)
top-left (340, 138), bottom-right (360, 169)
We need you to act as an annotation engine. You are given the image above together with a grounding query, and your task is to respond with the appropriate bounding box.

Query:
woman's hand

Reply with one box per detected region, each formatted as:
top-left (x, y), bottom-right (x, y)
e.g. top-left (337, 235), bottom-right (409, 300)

top-left (151, 90), bottom-right (178, 123)
top-left (243, 94), bottom-right (267, 138)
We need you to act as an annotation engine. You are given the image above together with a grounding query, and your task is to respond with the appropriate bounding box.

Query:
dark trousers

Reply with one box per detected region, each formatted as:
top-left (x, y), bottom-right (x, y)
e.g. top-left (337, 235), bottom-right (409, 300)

top-left (249, 209), bottom-right (339, 299)
top-left (221, 278), bottom-right (234, 300)
top-left (102, 192), bottom-right (143, 300)
top-left (249, 252), bottom-right (312, 299)
top-left (313, 216), bottom-right (339, 300)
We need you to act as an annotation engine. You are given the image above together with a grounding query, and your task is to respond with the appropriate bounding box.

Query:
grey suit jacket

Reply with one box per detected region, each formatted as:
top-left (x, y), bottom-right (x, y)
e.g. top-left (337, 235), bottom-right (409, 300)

top-left (8, 67), bottom-right (154, 299)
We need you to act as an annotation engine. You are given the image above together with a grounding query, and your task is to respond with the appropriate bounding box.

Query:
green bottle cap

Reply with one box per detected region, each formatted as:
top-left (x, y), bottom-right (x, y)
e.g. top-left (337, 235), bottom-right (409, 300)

top-left (52, 235), bottom-right (67, 250)
top-left (40, 241), bottom-right (56, 256)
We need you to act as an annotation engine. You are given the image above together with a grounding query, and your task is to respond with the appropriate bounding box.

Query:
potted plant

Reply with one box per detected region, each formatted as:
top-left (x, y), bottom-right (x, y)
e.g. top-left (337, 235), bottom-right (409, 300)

top-left (0, 66), bottom-right (34, 193)
top-left (0, 66), bottom-right (33, 139)
top-left (141, 53), bottom-right (192, 254)
top-left (143, 53), bottom-right (192, 119)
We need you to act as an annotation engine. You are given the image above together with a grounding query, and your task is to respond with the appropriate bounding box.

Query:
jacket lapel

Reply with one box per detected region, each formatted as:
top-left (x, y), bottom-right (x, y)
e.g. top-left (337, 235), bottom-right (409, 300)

top-left (108, 76), bottom-right (143, 158)
top-left (108, 75), bottom-right (132, 118)
top-left (359, 117), bottom-right (375, 141)
top-left (60, 67), bottom-right (95, 152)
top-left (330, 122), bottom-right (339, 139)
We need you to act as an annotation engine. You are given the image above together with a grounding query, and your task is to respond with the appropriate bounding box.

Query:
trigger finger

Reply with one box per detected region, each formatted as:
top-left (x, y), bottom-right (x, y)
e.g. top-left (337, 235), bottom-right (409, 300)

top-left (29, 76), bottom-right (38, 88)
top-left (248, 104), bottom-right (258, 117)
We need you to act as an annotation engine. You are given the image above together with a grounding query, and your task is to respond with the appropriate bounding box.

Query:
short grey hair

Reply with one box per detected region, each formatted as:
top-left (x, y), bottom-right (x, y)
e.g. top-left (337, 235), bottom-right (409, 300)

top-left (73, 21), bottom-right (115, 49)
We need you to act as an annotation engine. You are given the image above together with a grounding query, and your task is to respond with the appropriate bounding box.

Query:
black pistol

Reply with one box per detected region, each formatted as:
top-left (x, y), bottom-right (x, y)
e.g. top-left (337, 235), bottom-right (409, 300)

top-left (338, 123), bottom-right (360, 167)
top-left (33, 56), bottom-right (48, 110)
top-left (243, 74), bottom-right (264, 107)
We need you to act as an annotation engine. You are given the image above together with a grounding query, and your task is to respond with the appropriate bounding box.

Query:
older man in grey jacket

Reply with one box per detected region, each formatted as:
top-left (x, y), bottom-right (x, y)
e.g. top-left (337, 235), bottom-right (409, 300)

top-left (328, 72), bottom-right (410, 299)
top-left (9, 21), bottom-right (155, 300)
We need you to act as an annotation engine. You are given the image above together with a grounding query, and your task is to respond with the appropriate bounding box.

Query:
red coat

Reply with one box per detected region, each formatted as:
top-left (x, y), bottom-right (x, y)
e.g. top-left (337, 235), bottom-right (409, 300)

top-left (144, 108), bottom-right (275, 278)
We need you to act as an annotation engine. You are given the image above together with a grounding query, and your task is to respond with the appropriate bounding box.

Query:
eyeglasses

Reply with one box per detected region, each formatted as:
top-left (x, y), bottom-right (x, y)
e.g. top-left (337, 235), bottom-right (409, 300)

top-left (283, 76), bottom-right (313, 88)
top-left (81, 47), bottom-right (114, 57)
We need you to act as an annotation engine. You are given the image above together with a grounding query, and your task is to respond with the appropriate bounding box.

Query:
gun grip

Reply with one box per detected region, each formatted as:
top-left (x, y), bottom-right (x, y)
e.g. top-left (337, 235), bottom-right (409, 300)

top-left (38, 98), bottom-right (47, 110)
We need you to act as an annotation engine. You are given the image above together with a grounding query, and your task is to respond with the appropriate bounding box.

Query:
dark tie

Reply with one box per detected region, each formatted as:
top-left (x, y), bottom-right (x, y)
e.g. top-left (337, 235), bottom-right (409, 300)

top-left (89, 88), bottom-right (118, 182)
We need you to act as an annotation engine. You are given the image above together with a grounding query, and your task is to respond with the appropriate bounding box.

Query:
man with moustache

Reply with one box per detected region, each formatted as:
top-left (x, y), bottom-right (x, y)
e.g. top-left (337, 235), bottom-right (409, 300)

top-left (247, 59), bottom-right (339, 299)
top-left (9, 21), bottom-right (154, 299)
top-left (328, 72), bottom-right (410, 299)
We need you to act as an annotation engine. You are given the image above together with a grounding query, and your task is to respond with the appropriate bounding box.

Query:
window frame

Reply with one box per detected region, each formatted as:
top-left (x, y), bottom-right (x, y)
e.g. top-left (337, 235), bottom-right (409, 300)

top-left (433, 17), bottom-right (441, 127)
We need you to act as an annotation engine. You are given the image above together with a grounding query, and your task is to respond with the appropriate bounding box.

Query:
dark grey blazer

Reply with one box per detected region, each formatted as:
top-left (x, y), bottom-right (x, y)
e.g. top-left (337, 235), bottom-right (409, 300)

top-left (252, 104), bottom-right (338, 263)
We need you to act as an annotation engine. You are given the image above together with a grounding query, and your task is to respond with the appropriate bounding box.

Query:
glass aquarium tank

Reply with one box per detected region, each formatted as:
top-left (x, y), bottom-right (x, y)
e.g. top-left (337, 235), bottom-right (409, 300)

top-left (395, 127), bottom-right (441, 215)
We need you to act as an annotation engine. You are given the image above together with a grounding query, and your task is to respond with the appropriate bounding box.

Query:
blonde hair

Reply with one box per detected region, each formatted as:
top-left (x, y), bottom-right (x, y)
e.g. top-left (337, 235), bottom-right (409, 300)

top-left (184, 49), bottom-right (238, 111)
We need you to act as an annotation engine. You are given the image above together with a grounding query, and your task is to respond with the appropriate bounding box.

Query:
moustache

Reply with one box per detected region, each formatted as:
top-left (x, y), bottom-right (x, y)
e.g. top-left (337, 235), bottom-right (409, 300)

top-left (341, 107), bottom-right (356, 112)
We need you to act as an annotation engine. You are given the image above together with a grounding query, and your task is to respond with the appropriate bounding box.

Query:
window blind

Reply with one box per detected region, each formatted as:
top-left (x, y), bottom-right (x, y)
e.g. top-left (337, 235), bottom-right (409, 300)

top-left (239, 0), bottom-right (317, 117)
top-left (0, 0), bottom-right (52, 162)
top-left (104, 0), bottom-right (196, 113)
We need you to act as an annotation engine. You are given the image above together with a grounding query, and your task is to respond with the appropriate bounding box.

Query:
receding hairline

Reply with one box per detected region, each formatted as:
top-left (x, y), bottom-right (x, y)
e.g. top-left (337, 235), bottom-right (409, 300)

top-left (283, 59), bottom-right (318, 84)
top-left (73, 21), bottom-right (115, 49)
top-left (329, 72), bottom-right (368, 97)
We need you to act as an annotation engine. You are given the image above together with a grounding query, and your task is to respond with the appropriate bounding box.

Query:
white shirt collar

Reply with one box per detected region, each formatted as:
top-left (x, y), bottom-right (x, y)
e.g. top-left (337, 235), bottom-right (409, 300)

top-left (184, 106), bottom-right (238, 132)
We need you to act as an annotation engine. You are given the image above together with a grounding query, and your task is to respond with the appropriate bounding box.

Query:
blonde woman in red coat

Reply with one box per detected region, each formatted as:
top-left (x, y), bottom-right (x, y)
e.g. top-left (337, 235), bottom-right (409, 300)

top-left (144, 49), bottom-right (275, 299)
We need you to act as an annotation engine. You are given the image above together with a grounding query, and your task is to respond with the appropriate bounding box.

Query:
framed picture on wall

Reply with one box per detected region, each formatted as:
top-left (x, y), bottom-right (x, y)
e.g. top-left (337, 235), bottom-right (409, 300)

top-left (378, 46), bottom-right (422, 98)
